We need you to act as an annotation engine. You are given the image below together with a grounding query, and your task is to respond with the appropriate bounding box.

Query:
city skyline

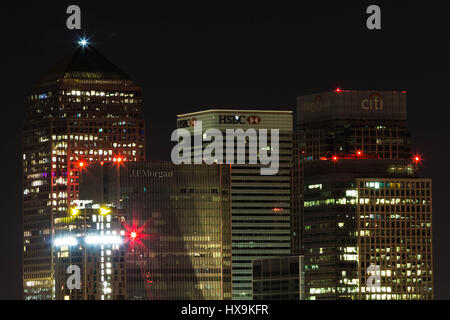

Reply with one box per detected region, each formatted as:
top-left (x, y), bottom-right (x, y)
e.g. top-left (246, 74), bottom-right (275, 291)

top-left (19, 44), bottom-right (434, 300)
top-left (1, 1), bottom-right (449, 300)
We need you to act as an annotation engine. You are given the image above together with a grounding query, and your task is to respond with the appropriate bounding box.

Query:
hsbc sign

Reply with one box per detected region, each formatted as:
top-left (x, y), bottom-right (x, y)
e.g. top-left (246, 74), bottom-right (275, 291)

top-left (218, 115), bottom-right (261, 125)
top-left (177, 118), bottom-right (198, 128)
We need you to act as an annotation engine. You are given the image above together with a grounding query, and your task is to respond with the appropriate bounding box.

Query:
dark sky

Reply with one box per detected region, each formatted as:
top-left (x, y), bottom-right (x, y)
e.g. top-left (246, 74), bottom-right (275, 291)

top-left (1, 0), bottom-right (449, 299)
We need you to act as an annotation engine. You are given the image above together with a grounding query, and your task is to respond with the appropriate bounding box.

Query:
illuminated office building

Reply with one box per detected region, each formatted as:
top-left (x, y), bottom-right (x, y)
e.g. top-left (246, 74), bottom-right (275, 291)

top-left (293, 89), bottom-right (412, 255)
top-left (53, 202), bottom-right (127, 300)
top-left (294, 90), bottom-right (432, 300)
top-left (22, 44), bottom-right (145, 299)
top-left (302, 158), bottom-right (432, 300)
top-left (79, 161), bottom-right (232, 300)
top-left (176, 110), bottom-right (293, 299)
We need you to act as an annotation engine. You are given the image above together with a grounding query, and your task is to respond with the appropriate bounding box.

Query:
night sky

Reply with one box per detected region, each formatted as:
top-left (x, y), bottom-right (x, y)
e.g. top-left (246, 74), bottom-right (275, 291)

top-left (1, 1), bottom-right (449, 299)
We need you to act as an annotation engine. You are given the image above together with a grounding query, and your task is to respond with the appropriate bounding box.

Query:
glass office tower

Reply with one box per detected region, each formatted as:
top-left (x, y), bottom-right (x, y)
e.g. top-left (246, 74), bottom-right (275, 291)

top-left (295, 90), bottom-right (432, 299)
top-left (79, 161), bottom-right (232, 300)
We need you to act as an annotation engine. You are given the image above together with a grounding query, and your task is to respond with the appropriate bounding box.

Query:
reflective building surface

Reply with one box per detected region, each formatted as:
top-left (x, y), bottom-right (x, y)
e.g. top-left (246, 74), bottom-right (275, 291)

top-left (252, 256), bottom-right (305, 300)
top-left (79, 162), bottom-right (232, 300)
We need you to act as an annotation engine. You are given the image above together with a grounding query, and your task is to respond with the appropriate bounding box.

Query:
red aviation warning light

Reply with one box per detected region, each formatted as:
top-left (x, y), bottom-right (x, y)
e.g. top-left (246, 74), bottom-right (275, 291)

top-left (122, 220), bottom-right (154, 248)
top-left (121, 220), bottom-right (154, 299)
top-left (335, 88), bottom-right (342, 93)
top-left (129, 230), bottom-right (138, 241)
top-left (356, 150), bottom-right (362, 156)
top-left (413, 154), bottom-right (422, 164)
top-left (332, 156), bottom-right (338, 162)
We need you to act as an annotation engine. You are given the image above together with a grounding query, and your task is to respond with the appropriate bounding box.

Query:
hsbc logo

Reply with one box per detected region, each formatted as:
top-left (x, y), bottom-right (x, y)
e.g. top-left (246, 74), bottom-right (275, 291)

top-left (177, 118), bottom-right (198, 128)
top-left (361, 93), bottom-right (383, 111)
top-left (247, 116), bottom-right (261, 125)
top-left (219, 115), bottom-right (261, 125)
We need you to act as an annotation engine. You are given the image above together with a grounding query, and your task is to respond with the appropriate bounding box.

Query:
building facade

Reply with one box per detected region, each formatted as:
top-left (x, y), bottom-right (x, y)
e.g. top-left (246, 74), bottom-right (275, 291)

top-left (79, 161), bottom-right (232, 300)
top-left (252, 255), bottom-right (305, 300)
top-left (53, 202), bottom-right (127, 300)
top-left (176, 109), bottom-right (293, 299)
top-left (22, 45), bottom-right (145, 299)
top-left (296, 89), bottom-right (411, 161)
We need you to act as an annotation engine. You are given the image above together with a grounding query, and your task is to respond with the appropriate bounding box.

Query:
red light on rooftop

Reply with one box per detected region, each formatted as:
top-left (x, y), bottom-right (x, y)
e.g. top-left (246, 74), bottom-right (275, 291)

top-left (332, 156), bottom-right (338, 161)
top-left (335, 88), bottom-right (342, 93)
top-left (356, 150), bottom-right (362, 156)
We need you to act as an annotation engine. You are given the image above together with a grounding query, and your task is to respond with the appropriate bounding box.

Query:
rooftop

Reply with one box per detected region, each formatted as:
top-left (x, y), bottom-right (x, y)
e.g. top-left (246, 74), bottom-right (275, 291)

top-left (178, 109), bottom-right (293, 118)
top-left (38, 45), bottom-right (131, 83)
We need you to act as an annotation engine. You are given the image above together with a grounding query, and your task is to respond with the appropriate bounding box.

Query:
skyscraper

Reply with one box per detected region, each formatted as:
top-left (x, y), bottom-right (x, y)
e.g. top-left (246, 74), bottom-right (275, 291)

top-left (294, 89), bottom-right (433, 300)
top-left (22, 44), bottom-right (145, 299)
top-left (176, 109), bottom-right (293, 299)
top-left (293, 90), bottom-right (412, 253)
top-left (79, 162), bottom-right (232, 300)
top-left (296, 89), bottom-right (411, 161)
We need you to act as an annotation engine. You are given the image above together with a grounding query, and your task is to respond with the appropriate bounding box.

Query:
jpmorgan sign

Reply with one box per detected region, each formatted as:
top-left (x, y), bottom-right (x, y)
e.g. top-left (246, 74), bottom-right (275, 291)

top-left (361, 93), bottom-right (383, 111)
top-left (130, 169), bottom-right (174, 178)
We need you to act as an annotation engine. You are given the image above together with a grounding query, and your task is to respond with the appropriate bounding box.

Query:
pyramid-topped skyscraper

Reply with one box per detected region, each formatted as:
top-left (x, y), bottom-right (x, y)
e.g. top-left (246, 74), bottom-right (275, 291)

top-left (22, 43), bottom-right (146, 300)
top-left (38, 45), bottom-right (131, 83)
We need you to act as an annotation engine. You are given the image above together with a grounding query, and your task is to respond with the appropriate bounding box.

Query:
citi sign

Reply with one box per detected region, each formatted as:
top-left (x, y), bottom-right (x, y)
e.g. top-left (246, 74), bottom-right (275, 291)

top-left (303, 95), bottom-right (324, 113)
top-left (361, 93), bottom-right (383, 111)
top-left (219, 115), bottom-right (261, 125)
